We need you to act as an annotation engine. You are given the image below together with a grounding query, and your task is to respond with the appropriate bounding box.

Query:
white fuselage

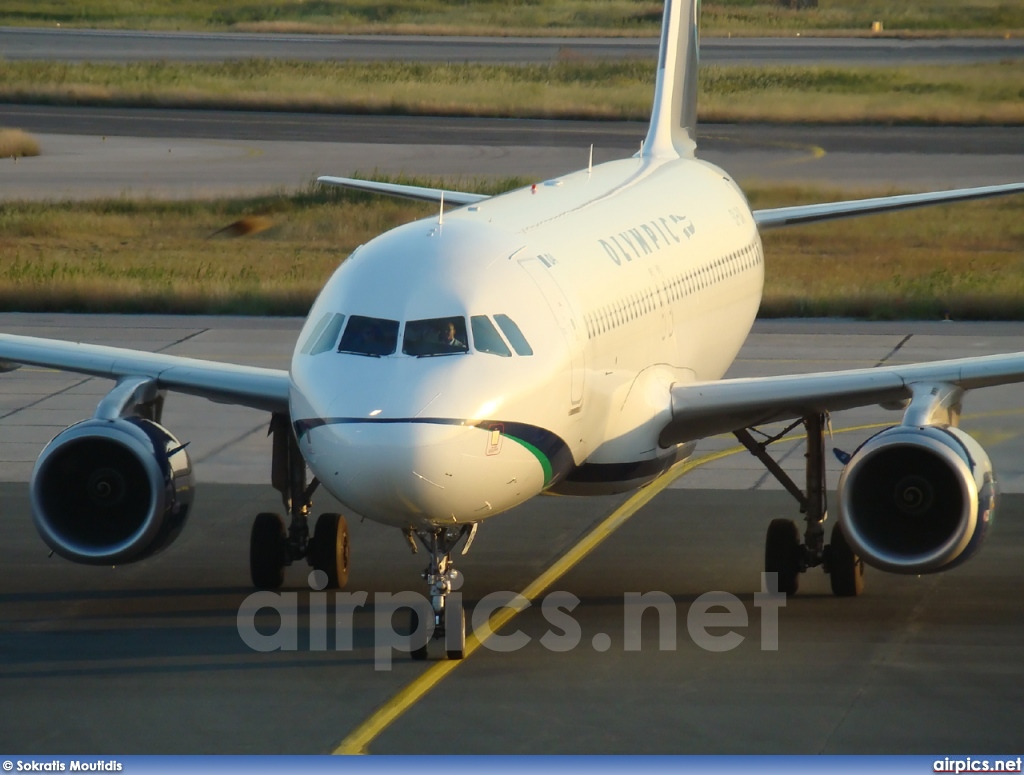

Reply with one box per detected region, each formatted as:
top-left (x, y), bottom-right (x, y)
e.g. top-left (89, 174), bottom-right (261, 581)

top-left (289, 154), bottom-right (763, 530)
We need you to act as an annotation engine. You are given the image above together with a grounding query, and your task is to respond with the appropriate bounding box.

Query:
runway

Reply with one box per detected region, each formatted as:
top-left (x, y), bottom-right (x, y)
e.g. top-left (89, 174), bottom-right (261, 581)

top-left (7, 105), bottom-right (1024, 152)
top-left (3, 27), bottom-right (1022, 65)
top-left (4, 105), bottom-right (1024, 198)
top-left (2, 315), bottom-right (1024, 752)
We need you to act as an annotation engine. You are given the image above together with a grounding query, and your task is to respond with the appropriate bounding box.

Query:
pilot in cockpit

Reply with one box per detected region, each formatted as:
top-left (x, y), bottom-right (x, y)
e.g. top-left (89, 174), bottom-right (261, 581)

top-left (442, 321), bottom-right (465, 350)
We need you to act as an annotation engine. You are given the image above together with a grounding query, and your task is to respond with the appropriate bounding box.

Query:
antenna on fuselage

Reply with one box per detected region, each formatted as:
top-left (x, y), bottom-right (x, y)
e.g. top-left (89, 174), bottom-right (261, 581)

top-left (588, 144), bottom-right (594, 175)
top-left (439, 190), bottom-right (444, 226)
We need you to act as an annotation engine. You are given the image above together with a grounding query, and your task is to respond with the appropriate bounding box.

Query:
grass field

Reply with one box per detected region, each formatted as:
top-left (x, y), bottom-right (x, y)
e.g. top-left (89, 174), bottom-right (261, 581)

top-left (2, 59), bottom-right (1022, 125)
top-left (0, 180), bottom-right (1021, 319)
top-left (0, 0), bottom-right (1021, 36)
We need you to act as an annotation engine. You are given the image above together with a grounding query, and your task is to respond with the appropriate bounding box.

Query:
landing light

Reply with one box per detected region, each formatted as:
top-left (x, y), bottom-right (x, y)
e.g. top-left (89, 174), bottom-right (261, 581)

top-left (369, 409), bottom-right (382, 417)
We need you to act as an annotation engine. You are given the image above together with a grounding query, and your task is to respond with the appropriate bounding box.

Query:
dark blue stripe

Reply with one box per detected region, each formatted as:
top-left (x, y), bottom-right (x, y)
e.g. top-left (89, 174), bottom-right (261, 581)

top-left (293, 416), bottom-right (575, 488)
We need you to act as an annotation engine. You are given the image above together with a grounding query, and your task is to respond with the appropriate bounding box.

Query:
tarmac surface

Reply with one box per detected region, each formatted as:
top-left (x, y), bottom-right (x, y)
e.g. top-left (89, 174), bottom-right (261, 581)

top-left (3, 27), bottom-right (1022, 65)
top-left (3, 105), bottom-right (1024, 198)
top-left (2, 317), bottom-right (1024, 752)
top-left (7, 105), bottom-right (1024, 152)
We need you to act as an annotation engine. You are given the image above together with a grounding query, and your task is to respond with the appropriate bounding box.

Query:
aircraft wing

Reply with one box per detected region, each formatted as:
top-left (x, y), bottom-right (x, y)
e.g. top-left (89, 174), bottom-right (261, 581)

top-left (318, 176), bottom-right (489, 206)
top-left (660, 350), bottom-right (1024, 446)
top-left (754, 181), bottom-right (1024, 230)
top-left (0, 333), bottom-right (290, 413)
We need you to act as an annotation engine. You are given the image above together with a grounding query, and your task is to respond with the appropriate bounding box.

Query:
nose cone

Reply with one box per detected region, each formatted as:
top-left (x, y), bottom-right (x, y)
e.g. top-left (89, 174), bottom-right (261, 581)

top-left (302, 420), bottom-right (546, 528)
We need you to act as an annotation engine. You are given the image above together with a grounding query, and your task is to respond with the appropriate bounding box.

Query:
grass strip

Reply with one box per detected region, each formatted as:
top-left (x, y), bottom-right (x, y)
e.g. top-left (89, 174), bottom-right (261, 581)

top-left (0, 179), bottom-right (1021, 319)
top-left (2, 60), bottom-right (1023, 126)
top-left (1, 0), bottom-right (1022, 36)
top-left (0, 128), bottom-right (40, 158)
top-left (751, 184), bottom-right (1024, 319)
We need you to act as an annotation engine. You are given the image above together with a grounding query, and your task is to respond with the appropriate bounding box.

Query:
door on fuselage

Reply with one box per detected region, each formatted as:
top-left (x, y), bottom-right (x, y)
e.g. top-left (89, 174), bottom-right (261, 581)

top-left (517, 255), bottom-right (585, 408)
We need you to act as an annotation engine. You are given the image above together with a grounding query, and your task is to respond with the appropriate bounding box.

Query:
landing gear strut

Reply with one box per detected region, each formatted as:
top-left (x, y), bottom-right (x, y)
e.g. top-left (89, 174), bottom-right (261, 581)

top-left (249, 413), bottom-right (349, 590)
top-left (735, 413), bottom-right (864, 597)
top-left (404, 523), bottom-right (476, 660)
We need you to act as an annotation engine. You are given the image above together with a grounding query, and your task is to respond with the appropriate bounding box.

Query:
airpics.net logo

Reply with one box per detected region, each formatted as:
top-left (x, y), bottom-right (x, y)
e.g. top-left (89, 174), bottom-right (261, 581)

top-left (236, 572), bottom-right (787, 670)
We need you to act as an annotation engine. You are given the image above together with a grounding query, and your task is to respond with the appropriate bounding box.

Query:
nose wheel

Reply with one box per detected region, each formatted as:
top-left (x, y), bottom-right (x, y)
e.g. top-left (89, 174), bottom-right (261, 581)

top-left (445, 605), bottom-right (466, 660)
top-left (404, 524), bottom-right (476, 660)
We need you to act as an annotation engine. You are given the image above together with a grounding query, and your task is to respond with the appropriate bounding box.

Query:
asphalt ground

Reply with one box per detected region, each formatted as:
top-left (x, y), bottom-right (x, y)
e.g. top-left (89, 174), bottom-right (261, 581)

top-left (6, 105), bottom-right (1024, 152)
top-left (2, 316), bottom-right (1024, 752)
top-left (0, 487), bottom-right (1021, 754)
top-left (2, 28), bottom-right (1022, 65)
top-left (3, 107), bottom-right (1024, 197)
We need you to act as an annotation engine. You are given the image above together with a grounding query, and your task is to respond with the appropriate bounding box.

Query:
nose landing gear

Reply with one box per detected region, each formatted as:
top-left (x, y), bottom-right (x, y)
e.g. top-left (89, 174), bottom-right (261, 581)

top-left (405, 523), bottom-right (477, 660)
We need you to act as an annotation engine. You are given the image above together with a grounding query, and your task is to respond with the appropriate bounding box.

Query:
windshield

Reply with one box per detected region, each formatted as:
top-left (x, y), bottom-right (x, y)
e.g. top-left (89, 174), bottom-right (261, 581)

top-left (338, 315), bottom-right (399, 357)
top-left (471, 315), bottom-right (511, 357)
top-left (402, 316), bottom-right (469, 357)
top-left (494, 314), bottom-right (533, 356)
top-left (301, 312), bottom-right (346, 356)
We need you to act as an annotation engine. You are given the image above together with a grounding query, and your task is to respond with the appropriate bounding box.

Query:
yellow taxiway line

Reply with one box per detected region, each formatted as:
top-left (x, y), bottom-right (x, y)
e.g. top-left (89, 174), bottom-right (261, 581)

top-left (333, 420), bottom-right (893, 754)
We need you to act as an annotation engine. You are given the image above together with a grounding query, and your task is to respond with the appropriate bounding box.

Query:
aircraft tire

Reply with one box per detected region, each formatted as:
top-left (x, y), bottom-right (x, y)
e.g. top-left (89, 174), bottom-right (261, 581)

top-left (250, 512), bottom-right (286, 590)
top-left (827, 521), bottom-right (865, 597)
top-left (445, 605), bottom-right (466, 660)
top-left (409, 608), bottom-right (428, 661)
top-left (765, 518), bottom-right (801, 596)
top-left (310, 512), bottom-right (350, 589)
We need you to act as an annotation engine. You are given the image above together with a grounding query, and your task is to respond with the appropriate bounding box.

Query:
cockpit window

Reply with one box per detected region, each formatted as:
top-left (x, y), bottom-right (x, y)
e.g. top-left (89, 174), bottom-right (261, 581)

top-left (302, 312), bottom-right (346, 355)
top-left (338, 315), bottom-right (399, 357)
top-left (402, 316), bottom-right (469, 357)
top-left (470, 315), bottom-right (511, 357)
top-left (300, 313), bottom-right (332, 355)
top-left (494, 314), bottom-right (533, 356)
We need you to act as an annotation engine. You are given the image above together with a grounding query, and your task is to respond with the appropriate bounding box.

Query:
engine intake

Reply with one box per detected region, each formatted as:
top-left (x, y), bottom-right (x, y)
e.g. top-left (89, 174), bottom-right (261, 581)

top-left (837, 425), bottom-right (995, 574)
top-left (31, 417), bottom-right (194, 564)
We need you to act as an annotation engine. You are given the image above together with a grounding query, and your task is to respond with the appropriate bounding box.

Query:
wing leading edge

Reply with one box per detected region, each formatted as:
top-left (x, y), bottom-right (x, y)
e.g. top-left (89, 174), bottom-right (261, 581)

top-left (754, 181), bottom-right (1024, 230)
top-left (318, 176), bottom-right (488, 206)
top-left (0, 334), bottom-right (290, 413)
top-left (661, 350), bottom-right (1024, 446)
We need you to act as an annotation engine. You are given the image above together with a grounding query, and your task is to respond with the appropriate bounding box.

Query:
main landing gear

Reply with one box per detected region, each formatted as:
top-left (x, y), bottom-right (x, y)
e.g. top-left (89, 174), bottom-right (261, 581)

top-left (735, 413), bottom-right (864, 597)
top-left (403, 523), bottom-right (477, 660)
top-left (249, 413), bottom-right (350, 590)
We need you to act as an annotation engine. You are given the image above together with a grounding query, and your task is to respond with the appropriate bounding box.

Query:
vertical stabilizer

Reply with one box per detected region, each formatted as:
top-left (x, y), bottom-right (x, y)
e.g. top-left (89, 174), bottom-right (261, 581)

top-left (642, 0), bottom-right (700, 159)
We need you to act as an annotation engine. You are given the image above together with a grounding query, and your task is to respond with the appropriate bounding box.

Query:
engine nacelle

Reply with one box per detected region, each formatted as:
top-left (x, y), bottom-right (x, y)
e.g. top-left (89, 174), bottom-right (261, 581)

top-left (837, 425), bottom-right (996, 574)
top-left (31, 417), bottom-right (195, 565)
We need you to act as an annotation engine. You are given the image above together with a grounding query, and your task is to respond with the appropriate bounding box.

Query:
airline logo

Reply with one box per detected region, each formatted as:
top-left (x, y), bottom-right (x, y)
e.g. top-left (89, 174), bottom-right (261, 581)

top-left (598, 214), bottom-right (696, 265)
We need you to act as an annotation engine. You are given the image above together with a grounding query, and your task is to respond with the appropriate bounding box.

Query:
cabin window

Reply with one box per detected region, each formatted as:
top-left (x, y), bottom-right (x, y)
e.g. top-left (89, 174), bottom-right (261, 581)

top-left (471, 316), bottom-right (511, 357)
top-left (402, 316), bottom-right (468, 356)
top-left (338, 315), bottom-right (399, 357)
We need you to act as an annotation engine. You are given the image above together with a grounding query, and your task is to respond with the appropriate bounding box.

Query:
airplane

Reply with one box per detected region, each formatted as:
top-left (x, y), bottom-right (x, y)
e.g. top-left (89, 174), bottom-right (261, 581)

top-left (2, 0), bottom-right (1024, 661)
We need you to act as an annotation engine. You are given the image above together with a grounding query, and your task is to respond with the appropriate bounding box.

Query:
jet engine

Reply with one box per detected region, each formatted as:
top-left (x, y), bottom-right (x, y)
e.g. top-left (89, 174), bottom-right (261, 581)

top-left (31, 417), bottom-right (194, 564)
top-left (837, 424), bottom-right (995, 574)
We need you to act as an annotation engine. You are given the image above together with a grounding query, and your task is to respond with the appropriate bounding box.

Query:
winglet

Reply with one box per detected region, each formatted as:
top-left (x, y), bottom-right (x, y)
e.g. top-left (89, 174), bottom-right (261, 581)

top-left (642, 0), bottom-right (700, 159)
